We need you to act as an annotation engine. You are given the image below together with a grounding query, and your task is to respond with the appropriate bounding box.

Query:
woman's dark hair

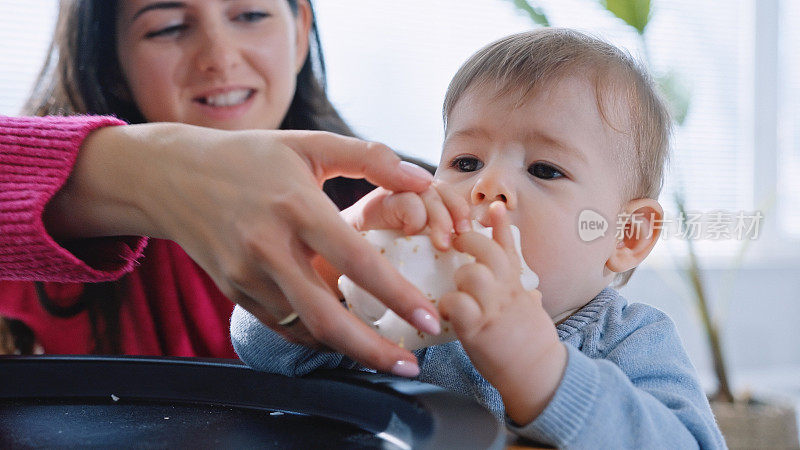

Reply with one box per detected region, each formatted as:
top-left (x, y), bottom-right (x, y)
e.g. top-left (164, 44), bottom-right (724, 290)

top-left (24, 0), bottom-right (374, 354)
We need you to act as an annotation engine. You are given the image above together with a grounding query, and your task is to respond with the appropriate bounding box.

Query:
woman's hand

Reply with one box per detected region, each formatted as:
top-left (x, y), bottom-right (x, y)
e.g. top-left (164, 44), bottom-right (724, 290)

top-left (45, 122), bottom-right (442, 376)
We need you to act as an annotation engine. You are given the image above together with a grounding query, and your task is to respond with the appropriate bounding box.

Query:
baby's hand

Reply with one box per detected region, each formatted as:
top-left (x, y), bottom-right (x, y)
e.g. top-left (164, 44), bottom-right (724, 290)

top-left (340, 183), bottom-right (470, 251)
top-left (314, 184), bottom-right (470, 297)
top-left (439, 202), bottom-right (567, 425)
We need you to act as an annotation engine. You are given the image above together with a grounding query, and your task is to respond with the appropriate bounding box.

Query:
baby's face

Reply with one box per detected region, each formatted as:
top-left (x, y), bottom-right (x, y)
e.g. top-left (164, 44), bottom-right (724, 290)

top-left (435, 75), bottom-right (629, 321)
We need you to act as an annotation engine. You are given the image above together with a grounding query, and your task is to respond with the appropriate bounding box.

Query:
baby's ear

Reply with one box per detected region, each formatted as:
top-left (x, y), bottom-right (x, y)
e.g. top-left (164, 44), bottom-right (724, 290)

top-left (605, 198), bottom-right (663, 273)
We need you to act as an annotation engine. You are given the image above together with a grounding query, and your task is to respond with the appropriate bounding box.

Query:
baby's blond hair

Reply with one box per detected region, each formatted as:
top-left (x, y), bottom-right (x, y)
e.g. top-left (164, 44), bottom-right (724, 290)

top-left (443, 28), bottom-right (671, 287)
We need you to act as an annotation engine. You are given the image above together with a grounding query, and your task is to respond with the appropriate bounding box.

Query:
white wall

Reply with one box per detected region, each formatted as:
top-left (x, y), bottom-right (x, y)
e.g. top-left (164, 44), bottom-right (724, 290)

top-left (0, 0), bottom-right (58, 115)
top-left (620, 263), bottom-right (800, 391)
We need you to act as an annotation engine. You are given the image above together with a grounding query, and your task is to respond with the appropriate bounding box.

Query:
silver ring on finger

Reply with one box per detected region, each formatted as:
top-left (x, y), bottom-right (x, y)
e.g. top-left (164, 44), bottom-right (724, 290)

top-left (277, 311), bottom-right (300, 327)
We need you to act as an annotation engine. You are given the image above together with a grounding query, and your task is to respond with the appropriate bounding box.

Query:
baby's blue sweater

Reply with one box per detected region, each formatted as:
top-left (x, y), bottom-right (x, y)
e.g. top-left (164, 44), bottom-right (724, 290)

top-left (230, 288), bottom-right (726, 448)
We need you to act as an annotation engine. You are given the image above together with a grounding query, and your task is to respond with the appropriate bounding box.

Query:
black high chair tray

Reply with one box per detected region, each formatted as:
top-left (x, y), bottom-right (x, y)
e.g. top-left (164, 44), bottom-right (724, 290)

top-left (0, 355), bottom-right (504, 449)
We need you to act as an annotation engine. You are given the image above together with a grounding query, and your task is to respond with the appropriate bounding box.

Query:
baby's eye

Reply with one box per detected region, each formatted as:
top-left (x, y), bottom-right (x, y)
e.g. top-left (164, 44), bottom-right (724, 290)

top-left (528, 162), bottom-right (565, 180)
top-left (449, 156), bottom-right (484, 172)
top-left (234, 11), bottom-right (270, 23)
top-left (145, 23), bottom-right (189, 39)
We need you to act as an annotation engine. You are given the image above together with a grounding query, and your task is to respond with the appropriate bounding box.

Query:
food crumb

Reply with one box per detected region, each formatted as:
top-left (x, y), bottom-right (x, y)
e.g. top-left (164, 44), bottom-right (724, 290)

top-left (164, 417), bottom-right (170, 420)
top-left (110, 394), bottom-right (119, 402)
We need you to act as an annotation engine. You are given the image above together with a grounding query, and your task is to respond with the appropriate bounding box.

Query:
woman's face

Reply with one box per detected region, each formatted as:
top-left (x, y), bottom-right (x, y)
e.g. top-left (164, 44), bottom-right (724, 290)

top-left (116, 0), bottom-right (311, 130)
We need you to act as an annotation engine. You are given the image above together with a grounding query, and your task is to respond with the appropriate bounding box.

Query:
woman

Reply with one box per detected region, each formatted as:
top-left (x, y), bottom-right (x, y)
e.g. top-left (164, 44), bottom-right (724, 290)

top-left (0, 0), bottom-right (446, 377)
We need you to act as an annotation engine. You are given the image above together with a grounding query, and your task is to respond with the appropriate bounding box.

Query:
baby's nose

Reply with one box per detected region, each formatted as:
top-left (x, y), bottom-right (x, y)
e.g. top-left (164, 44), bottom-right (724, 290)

top-left (474, 192), bottom-right (507, 203)
top-left (470, 176), bottom-right (515, 209)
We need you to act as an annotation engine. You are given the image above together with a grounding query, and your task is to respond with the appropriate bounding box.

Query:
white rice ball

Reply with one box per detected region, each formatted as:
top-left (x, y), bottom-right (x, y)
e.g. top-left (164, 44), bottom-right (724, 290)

top-left (339, 223), bottom-right (538, 351)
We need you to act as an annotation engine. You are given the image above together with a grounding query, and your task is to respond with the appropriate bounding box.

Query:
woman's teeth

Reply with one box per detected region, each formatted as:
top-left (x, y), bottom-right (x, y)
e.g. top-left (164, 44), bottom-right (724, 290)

top-left (202, 89), bottom-right (253, 107)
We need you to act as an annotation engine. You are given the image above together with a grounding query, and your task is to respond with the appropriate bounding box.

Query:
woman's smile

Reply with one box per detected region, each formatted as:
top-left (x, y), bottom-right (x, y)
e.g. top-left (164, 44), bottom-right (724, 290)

top-left (117, 0), bottom-right (310, 130)
top-left (192, 86), bottom-right (258, 121)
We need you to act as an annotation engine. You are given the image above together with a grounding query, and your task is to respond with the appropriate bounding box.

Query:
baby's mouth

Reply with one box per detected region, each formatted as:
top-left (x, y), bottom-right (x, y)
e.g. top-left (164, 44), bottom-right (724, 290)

top-left (195, 89), bottom-right (255, 107)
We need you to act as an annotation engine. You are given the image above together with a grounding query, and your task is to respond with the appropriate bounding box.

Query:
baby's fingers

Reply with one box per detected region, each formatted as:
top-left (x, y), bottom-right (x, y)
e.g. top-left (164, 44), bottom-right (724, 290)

top-left (454, 263), bottom-right (499, 316)
top-left (383, 192), bottom-right (428, 235)
top-left (488, 201), bottom-right (518, 260)
top-left (433, 183), bottom-right (472, 234)
top-left (453, 231), bottom-right (510, 275)
top-left (422, 184), bottom-right (471, 251)
top-left (420, 188), bottom-right (453, 249)
top-left (438, 291), bottom-right (482, 338)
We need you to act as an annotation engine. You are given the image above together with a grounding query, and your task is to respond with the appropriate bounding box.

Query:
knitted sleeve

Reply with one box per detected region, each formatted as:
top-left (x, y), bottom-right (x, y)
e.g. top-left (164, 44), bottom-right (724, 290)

top-left (0, 115), bottom-right (148, 282)
top-left (230, 304), bottom-right (356, 375)
top-left (507, 303), bottom-right (726, 449)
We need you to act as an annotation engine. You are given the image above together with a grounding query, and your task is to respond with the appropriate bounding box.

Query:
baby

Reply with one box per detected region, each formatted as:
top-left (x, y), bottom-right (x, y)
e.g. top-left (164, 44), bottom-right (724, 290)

top-left (231, 29), bottom-right (725, 448)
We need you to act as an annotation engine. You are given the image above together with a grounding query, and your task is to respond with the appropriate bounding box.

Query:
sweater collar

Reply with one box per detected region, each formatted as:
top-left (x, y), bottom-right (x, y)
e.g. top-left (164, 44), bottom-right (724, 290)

top-left (555, 287), bottom-right (620, 341)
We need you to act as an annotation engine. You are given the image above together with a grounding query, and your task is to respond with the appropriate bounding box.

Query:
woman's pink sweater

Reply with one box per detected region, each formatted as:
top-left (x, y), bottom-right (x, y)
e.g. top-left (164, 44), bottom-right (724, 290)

top-left (0, 115), bottom-right (236, 357)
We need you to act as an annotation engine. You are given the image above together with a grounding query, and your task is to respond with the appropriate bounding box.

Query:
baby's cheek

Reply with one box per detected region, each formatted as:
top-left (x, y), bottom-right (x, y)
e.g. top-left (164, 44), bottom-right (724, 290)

top-left (518, 220), bottom-right (575, 278)
top-left (519, 229), bottom-right (589, 315)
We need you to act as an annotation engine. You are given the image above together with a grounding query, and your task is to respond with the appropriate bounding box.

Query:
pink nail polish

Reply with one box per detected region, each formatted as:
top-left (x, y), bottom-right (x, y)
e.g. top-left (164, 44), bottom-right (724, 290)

top-left (412, 308), bottom-right (441, 335)
top-left (391, 360), bottom-right (420, 377)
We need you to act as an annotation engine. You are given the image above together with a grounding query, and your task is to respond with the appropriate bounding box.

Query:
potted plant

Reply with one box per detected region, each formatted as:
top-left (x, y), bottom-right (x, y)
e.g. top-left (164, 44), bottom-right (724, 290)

top-left (507, 1), bottom-right (799, 447)
top-left (673, 190), bottom-right (798, 449)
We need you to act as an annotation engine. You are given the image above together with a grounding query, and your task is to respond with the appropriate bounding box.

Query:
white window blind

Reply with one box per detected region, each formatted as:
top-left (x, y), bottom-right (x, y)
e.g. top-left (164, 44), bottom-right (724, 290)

top-left (540, 0), bottom-right (752, 217)
top-left (0, 0), bottom-right (58, 116)
top-left (779, 0), bottom-right (800, 237)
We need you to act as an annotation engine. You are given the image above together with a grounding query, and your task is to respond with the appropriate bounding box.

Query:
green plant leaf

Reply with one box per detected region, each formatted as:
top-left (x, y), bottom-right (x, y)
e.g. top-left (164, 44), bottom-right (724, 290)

top-left (601, 0), bottom-right (651, 34)
top-left (657, 70), bottom-right (691, 126)
top-left (504, 0), bottom-right (550, 26)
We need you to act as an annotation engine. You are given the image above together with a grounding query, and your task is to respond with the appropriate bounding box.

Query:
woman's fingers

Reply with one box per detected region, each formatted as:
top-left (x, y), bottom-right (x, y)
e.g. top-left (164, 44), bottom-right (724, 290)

top-left (258, 249), bottom-right (422, 376)
top-left (228, 229), bottom-right (423, 375)
top-left (277, 131), bottom-right (433, 193)
top-left (233, 295), bottom-right (317, 347)
top-left (143, 127), bottom-right (438, 374)
top-left (297, 198), bottom-right (442, 336)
